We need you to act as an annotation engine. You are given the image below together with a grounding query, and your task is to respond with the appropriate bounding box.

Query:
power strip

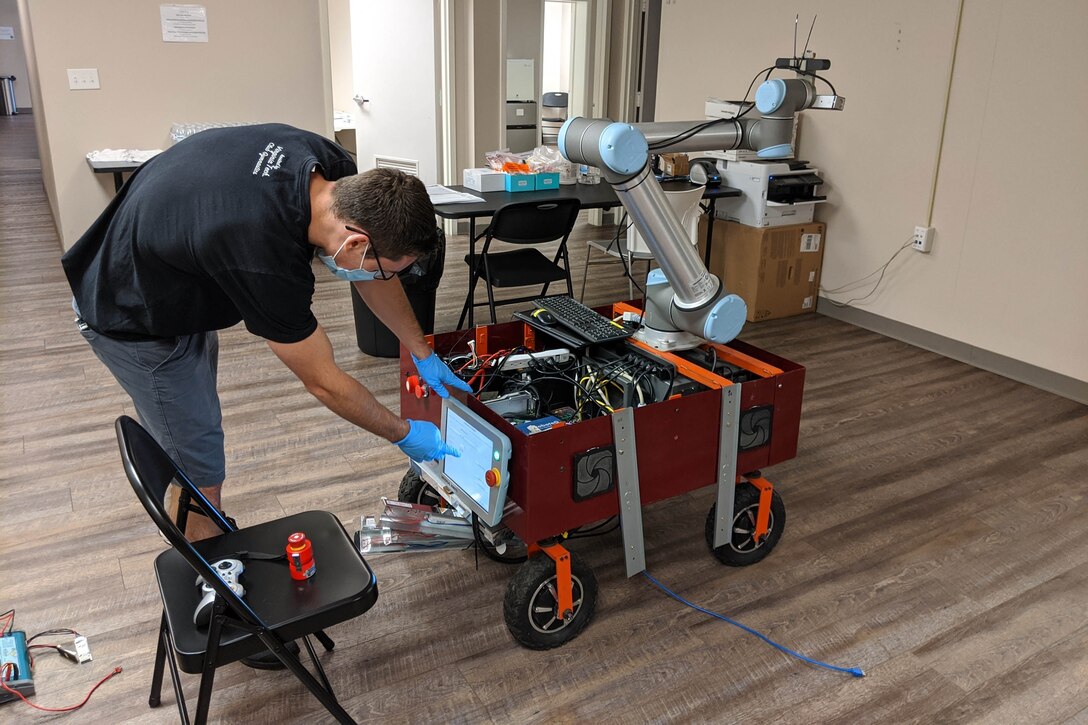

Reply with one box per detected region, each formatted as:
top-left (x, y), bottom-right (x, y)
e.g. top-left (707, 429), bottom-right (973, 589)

top-left (496, 348), bottom-right (572, 372)
top-left (0, 631), bottom-right (35, 704)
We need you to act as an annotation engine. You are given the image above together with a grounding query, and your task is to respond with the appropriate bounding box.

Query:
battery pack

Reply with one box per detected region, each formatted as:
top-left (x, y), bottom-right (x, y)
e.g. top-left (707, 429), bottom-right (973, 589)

top-left (0, 631), bottom-right (35, 704)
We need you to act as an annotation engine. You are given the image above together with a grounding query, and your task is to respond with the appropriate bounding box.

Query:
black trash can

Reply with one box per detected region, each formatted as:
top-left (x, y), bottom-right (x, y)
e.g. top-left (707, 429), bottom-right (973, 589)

top-left (351, 226), bottom-right (446, 357)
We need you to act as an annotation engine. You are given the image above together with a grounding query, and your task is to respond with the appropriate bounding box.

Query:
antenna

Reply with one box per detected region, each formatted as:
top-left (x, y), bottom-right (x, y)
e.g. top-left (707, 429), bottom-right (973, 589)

top-left (801, 14), bottom-right (817, 59)
top-left (793, 14), bottom-right (799, 59)
top-left (775, 13), bottom-right (830, 74)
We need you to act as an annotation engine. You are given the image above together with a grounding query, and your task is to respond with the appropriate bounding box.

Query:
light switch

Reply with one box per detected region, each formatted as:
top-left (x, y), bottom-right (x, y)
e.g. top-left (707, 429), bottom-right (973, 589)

top-left (67, 68), bottom-right (101, 90)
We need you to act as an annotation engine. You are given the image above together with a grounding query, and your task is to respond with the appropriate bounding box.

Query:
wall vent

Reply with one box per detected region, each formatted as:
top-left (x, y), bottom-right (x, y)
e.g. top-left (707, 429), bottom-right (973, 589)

top-left (373, 155), bottom-right (419, 176)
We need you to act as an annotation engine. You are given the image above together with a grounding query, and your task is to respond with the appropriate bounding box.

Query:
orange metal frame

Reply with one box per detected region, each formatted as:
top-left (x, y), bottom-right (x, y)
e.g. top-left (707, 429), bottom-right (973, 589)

top-left (610, 302), bottom-right (782, 384)
top-left (746, 475), bottom-right (775, 543)
top-left (527, 541), bottom-right (574, 619)
top-left (474, 327), bottom-right (489, 356)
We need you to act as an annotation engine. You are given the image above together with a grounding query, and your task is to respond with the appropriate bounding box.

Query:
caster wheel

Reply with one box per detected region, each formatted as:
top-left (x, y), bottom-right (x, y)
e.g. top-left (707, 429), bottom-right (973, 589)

top-left (503, 553), bottom-right (597, 649)
top-left (397, 468), bottom-right (446, 508)
top-left (705, 482), bottom-right (785, 566)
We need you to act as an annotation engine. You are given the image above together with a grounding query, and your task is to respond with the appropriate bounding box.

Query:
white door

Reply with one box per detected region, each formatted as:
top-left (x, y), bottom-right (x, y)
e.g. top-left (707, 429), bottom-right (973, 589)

top-left (350, 2), bottom-right (440, 184)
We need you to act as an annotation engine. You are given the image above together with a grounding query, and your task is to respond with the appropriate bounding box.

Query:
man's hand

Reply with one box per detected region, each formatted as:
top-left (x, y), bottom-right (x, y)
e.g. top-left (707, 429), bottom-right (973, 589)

top-left (412, 352), bottom-right (473, 398)
top-left (396, 419), bottom-right (460, 462)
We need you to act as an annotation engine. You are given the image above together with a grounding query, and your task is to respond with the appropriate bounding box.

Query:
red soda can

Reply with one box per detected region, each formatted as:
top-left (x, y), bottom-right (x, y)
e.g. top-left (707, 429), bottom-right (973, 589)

top-left (286, 532), bottom-right (316, 580)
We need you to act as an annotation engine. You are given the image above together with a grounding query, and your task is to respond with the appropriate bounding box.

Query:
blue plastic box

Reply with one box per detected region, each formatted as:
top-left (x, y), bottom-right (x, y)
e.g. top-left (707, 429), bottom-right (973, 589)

top-left (536, 172), bottom-right (560, 190)
top-left (504, 174), bottom-right (535, 192)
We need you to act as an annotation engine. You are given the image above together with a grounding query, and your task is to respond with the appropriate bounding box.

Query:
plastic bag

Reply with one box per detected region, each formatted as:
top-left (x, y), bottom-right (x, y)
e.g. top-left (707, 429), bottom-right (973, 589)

top-left (485, 146), bottom-right (569, 174)
top-left (485, 149), bottom-right (531, 174)
top-left (526, 145), bottom-right (565, 173)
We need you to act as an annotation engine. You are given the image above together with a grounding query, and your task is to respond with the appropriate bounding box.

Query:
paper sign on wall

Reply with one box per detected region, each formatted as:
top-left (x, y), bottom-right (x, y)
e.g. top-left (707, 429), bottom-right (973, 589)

top-left (0, 27), bottom-right (15, 41)
top-left (161, 4), bottom-right (208, 43)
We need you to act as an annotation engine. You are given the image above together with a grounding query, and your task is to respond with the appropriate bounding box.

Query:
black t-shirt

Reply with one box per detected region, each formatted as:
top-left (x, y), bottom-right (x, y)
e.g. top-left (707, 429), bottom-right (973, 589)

top-left (62, 123), bottom-right (356, 343)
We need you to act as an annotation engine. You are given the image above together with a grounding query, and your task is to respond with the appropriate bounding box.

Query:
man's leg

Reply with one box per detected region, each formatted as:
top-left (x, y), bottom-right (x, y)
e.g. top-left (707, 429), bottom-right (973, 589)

top-left (78, 324), bottom-right (227, 541)
top-left (165, 481), bottom-right (224, 541)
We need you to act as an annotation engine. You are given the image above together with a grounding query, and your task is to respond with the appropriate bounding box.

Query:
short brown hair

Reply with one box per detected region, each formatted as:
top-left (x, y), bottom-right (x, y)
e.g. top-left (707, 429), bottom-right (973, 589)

top-left (330, 168), bottom-right (436, 259)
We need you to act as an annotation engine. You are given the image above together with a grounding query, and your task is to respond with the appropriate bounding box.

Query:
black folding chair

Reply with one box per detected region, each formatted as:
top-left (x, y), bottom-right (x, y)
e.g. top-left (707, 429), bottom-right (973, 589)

top-left (457, 198), bottom-right (581, 328)
top-left (115, 415), bottom-right (378, 725)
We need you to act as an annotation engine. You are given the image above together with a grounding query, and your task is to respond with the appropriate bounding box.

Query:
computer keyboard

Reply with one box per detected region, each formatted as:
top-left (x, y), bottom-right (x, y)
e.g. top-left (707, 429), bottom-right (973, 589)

top-left (532, 295), bottom-right (632, 344)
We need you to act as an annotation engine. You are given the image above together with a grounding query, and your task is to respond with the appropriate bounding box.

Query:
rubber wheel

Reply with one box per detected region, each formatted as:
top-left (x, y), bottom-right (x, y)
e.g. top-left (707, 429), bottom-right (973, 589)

top-left (504, 553), bottom-right (597, 649)
top-left (397, 468), bottom-right (446, 507)
top-left (705, 482), bottom-right (785, 566)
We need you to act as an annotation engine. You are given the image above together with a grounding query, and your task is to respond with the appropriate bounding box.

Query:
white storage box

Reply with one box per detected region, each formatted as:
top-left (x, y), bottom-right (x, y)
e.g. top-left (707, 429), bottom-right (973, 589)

top-left (463, 168), bottom-right (506, 193)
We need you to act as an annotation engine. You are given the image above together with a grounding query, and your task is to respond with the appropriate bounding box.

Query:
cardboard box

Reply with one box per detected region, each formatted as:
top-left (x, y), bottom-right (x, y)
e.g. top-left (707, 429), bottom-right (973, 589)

top-left (659, 153), bottom-right (689, 176)
top-left (698, 218), bottom-right (825, 322)
top-left (535, 172), bottom-right (560, 190)
top-left (463, 167), bottom-right (507, 192)
top-left (504, 173), bottom-right (535, 192)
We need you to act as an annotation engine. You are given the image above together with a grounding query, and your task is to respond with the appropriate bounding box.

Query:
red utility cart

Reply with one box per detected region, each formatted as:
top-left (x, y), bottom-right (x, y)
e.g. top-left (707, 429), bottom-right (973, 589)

top-left (398, 303), bottom-right (805, 649)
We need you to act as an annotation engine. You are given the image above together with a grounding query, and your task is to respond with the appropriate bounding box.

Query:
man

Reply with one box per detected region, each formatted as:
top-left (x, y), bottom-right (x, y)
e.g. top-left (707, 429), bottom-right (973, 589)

top-left (63, 123), bottom-right (471, 542)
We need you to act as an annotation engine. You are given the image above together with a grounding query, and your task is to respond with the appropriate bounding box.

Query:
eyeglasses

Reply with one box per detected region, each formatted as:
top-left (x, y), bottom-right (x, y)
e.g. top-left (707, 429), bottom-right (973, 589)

top-left (345, 225), bottom-right (399, 280)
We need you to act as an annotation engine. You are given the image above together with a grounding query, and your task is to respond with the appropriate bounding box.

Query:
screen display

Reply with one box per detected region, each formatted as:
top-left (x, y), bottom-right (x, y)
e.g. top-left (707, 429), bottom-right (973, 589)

top-left (443, 408), bottom-right (496, 510)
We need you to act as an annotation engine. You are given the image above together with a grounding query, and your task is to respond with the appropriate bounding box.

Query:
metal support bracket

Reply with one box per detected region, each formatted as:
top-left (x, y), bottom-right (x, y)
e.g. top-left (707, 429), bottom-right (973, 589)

top-left (747, 475), bottom-right (774, 544)
top-left (541, 542), bottom-right (574, 620)
top-left (611, 407), bottom-right (646, 577)
top-left (713, 385), bottom-right (742, 549)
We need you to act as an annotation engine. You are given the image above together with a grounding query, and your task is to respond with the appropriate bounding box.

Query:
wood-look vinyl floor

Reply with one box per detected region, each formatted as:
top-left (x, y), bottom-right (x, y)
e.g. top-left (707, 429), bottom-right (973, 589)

top-left (2, 113), bottom-right (1086, 724)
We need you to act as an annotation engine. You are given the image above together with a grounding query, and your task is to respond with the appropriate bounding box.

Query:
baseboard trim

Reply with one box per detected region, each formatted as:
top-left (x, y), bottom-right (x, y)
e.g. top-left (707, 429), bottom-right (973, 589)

top-left (817, 298), bottom-right (1088, 405)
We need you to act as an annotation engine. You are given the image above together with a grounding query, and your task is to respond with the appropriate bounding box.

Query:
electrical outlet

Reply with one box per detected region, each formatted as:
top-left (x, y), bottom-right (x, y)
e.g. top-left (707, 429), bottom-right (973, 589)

top-left (912, 226), bottom-right (934, 253)
top-left (67, 68), bottom-right (100, 90)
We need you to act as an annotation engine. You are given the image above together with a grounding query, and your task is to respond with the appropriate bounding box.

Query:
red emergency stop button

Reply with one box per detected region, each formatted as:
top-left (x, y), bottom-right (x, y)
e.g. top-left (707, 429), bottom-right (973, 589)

top-left (405, 374), bottom-right (428, 398)
top-left (485, 467), bottom-right (501, 487)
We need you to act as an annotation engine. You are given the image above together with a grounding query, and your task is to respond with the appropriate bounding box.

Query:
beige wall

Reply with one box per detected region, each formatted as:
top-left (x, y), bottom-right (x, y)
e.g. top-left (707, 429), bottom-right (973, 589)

top-left (506, 0), bottom-right (543, 108)
top-left (472, 0), bottom-right (504, 167)
top-left (22, 0), bottom-right (332, 250)
top-left (657, 0), bottom-right (1088, 382)
top-left (0, 0), bottom-right (31, 108)
top-left (328, 0), bottom-right (354, 120)
top-left (452, 0), bottom-right (474, 173)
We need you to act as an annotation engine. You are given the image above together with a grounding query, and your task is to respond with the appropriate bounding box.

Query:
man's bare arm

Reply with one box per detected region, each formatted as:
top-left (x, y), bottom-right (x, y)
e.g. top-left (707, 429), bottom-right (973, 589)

top-left (267, 324), bottom-right (410, 442)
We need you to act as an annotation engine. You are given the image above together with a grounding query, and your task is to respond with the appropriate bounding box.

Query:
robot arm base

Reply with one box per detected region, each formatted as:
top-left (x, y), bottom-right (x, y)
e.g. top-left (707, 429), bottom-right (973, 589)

top-left (640, 270), bottom-right (747, 349)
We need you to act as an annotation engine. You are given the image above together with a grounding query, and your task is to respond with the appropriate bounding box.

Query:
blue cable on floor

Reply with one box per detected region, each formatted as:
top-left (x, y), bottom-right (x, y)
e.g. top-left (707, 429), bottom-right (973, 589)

top-left (642, 571), bottom-right (865, 678)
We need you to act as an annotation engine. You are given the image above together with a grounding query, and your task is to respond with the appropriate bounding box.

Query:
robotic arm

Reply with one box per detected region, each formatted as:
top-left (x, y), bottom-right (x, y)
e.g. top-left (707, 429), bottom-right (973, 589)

top-left (558, 73), bottom-right (844, 350)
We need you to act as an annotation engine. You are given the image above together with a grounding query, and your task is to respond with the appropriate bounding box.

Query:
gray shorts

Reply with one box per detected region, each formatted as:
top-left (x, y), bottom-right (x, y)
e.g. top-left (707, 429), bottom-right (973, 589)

top-left (76, 315), bottom-right (225, 489)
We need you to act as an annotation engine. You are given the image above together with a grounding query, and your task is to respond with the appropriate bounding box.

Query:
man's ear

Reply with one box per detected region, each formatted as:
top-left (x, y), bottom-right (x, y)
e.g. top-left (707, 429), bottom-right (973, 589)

top-left (342, 227), bottom-right (370, 252)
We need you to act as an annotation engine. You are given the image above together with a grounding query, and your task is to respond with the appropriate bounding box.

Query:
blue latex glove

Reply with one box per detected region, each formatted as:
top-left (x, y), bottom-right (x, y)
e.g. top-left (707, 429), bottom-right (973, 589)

top-left (396, 419), bottom-right (461, 462)
top-left (412, 351), bottom-right (473, 398)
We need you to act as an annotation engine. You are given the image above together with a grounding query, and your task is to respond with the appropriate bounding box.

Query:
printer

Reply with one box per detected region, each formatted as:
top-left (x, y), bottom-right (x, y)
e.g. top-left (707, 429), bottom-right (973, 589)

top-left (712, 158), bottom-right (827, 228)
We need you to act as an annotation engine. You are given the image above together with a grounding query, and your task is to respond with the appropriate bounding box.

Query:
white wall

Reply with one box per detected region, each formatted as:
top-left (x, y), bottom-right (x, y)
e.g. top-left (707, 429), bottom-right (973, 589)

top-left (656, 0), bottom-right (1088, 382)
top-left (0, 0), bottom-right (31, 109)
top-left (22, 0), bottom-right (332, 250)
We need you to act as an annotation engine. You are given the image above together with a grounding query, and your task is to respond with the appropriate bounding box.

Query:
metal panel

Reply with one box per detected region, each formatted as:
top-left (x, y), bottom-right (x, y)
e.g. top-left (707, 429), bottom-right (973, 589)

top-left (505, 101), bottom-right (538, 125)
top-left (713, 385), bottom-right (741, 549)
top-left (611, 406), bottom-right (646, 577)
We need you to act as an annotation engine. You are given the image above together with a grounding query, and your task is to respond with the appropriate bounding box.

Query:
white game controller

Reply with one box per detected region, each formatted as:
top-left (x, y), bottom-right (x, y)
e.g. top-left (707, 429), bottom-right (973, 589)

top-left (193, 558), bottom-right (245, 627)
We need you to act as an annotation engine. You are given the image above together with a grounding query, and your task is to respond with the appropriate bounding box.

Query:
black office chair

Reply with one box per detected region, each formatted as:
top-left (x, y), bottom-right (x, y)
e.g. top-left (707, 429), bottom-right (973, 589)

top-left (115, 415), bottom-right (378, 725)
top-left (458, 198), bottom-right (581, 328)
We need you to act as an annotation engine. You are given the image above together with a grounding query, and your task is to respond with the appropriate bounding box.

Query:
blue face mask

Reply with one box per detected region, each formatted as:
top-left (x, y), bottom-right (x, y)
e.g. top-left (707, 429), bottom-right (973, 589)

top-left (317, 241), bottom-right (382, 282)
